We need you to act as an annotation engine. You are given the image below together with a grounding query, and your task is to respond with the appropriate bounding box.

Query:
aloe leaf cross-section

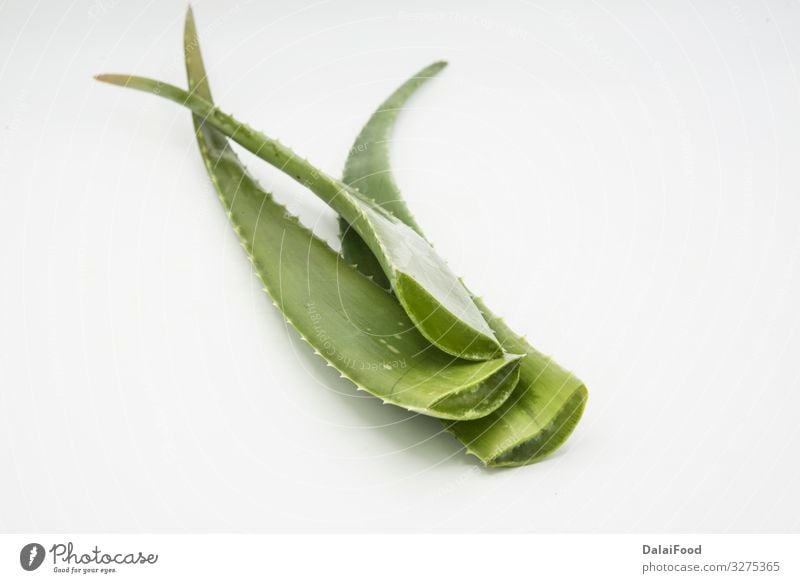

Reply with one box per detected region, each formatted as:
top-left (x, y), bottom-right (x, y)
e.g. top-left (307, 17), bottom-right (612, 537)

top-left (340, 63), bottom-right (589, 466)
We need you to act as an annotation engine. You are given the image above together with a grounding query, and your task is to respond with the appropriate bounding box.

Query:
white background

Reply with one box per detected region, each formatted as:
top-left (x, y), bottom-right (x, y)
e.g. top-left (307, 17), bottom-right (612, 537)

top-left (1, 0), bottom-right (799, 532)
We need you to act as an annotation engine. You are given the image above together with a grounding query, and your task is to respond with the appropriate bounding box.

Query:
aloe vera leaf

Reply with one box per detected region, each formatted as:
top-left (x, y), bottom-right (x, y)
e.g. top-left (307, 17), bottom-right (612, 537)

top-left (166, 8), bottom-right (521, 420)
top-left (341, 67), bottom-right (588, 466)
top-left (95, 73), bottom-right (503, 363)
top-left (340, 61), bottom-right (446, 288)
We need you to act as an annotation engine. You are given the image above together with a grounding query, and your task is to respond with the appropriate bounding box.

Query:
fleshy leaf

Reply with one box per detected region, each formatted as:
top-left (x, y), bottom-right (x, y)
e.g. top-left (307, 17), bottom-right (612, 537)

top-left (340, 61), bottom-right (446, 287)
top-left (95, 71), bottom-right (503, 362)
top-left (171, 7), bottom-right (521, 420)
top-left (341, 65), bottom-right (588, 466)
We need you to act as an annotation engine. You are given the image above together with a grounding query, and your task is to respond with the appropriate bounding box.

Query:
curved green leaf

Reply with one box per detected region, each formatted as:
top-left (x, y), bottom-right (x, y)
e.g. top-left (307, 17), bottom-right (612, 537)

top-left (95, 72), bottom-right (503, 362)
top-left (340, 61), bottom-right (446, 287)
top-left (172, 7), bottom-right (521, 420)
top-left (341, 65), bottom-right (588, 466)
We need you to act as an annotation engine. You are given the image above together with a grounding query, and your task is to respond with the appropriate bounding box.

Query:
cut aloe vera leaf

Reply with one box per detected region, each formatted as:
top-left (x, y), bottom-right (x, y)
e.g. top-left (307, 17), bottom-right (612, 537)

top-left (95, 72), bottom-right (503, 363)
top-left (447, 302), bottom-right (587, 466)
top-left (170, 8), bottom-right (521, 420)
top-left (341, 65), bottom-right (588, 466)
top-left (341, 61), bottom-right (446, 288)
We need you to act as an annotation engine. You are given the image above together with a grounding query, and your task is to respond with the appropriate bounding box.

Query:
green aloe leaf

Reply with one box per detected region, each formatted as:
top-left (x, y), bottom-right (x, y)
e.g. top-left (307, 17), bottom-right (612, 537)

top-left (340, 61), bottom-right (446, 288)
top-left (95, 71), bottom-right (503, 362)
top-left (155, 7), bottom-right (520, 421)
top-left (341, 65), bottom-right (588, 466)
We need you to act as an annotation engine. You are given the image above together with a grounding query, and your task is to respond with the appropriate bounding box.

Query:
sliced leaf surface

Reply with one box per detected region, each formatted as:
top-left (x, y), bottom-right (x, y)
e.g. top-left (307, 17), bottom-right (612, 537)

top-left (173, 8), bottom-right (521, 420)
top-left (95, 72), bottom-right (502, 362)
top-left (341, 66), bottom-right (588, 466)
